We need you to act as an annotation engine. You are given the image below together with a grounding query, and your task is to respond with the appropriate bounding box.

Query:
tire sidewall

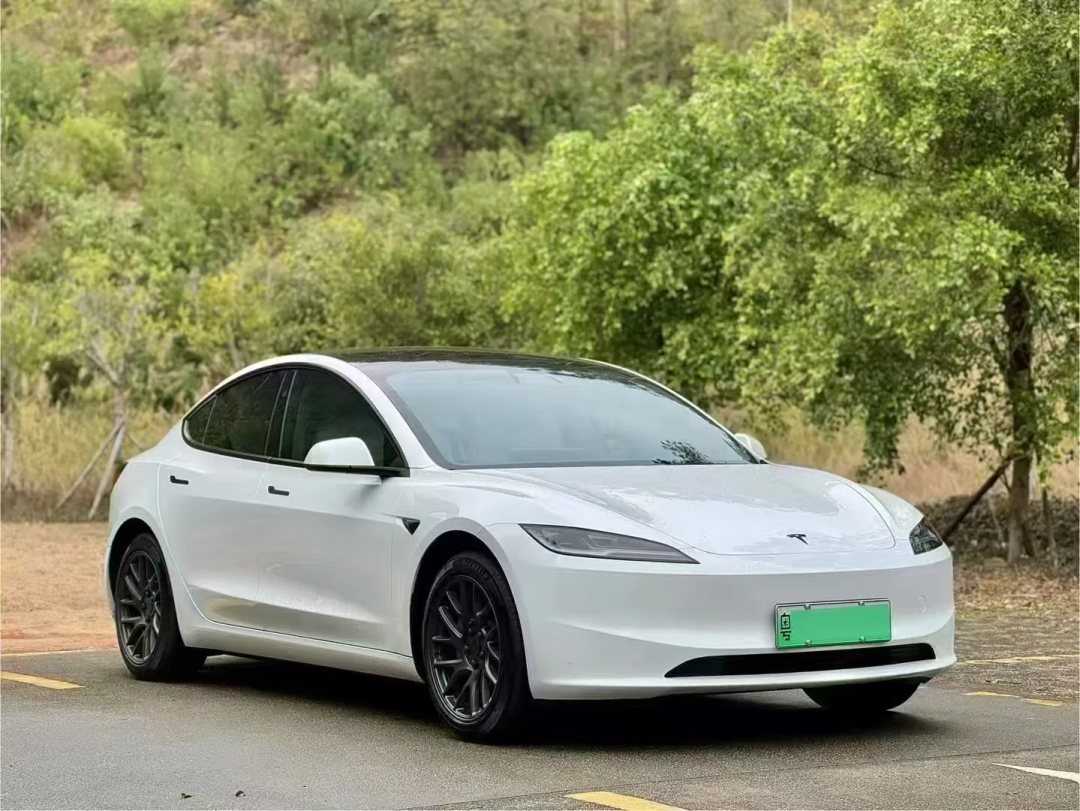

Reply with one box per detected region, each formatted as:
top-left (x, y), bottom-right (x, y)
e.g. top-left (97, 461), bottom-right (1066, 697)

top-left (114, 533), bottom-right (183, 676)
top-left (421, 552), bottom-right (530, 739)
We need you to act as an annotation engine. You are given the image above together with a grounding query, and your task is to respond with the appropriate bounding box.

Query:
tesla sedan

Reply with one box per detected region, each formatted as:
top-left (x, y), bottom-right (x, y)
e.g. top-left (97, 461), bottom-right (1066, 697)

top-left (106, 349), bottom-right (955, 739)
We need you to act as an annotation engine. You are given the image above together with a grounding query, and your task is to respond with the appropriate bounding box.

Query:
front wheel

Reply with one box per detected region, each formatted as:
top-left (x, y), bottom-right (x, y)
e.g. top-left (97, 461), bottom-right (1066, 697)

top-left (421, 552), bottom-right (532, 741)
top-left (114, 534), bottom-right (206, 680)
top-left (804, 679), bottom-right (921, 714)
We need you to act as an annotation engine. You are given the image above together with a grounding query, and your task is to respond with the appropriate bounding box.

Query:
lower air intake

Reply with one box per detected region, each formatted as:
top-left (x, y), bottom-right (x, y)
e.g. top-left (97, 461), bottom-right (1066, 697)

top-left (665, 643), bottom-right (936, 678)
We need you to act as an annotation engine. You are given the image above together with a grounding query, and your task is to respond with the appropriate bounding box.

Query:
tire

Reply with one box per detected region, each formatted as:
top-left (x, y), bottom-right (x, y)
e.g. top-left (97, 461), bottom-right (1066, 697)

top-left (114, 533), bottom-right (206, 680)
top-left (804, 679), bottom-right (921, 714)
top-left (421, 551), bottom-right (532, 741)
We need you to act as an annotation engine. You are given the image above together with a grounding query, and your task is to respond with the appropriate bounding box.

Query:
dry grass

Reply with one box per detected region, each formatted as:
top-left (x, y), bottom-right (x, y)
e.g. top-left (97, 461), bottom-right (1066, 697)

top-left (2, 400), bottom-right (176, 520)
top-left (723, 410), bottom-right (1077, 505)
top-left (1, 399), bottom-right (1076, 520)
top-left (0, 522), bottom-right (115, 653)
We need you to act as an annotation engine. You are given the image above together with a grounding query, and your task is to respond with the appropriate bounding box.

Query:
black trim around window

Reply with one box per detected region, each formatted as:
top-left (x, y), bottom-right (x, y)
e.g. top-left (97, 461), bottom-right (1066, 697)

top-left (181, 363), bottom-right (409, 471)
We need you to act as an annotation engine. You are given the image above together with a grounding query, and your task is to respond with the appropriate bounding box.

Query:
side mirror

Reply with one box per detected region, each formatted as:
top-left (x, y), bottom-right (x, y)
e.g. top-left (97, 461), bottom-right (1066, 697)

top-left (734, 432), bottom-right (768, 460)
top-left (304, 437), bottom-right (375, 468)
top-left (302, 437), bottom-right (408, 477)
top-left (303, 436), bottom-right (408, 478)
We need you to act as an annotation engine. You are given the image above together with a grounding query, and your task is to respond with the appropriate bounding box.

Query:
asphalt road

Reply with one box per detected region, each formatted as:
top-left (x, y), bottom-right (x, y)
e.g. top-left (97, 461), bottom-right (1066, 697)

top-left (1, 651), bottom-right (1077, 810)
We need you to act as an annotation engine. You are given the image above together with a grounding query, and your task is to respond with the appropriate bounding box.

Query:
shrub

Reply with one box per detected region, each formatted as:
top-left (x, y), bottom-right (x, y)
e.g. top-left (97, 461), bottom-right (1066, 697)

top-left (113, 0), bottom-right (192, 47)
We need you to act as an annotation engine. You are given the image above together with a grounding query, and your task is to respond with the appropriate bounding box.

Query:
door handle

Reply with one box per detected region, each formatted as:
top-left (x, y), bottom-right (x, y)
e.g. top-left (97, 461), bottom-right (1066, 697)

top-left (169, 475), bottom-right (189, 486)
top-left (267, 485), bottom-right (290, 497)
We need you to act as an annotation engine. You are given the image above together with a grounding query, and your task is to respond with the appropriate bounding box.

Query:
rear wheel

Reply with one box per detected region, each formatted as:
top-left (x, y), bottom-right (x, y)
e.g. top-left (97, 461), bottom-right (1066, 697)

top-left (114, 534), bottom-right (205, 680)
top-left (804, 679), bottom-right (921, 713)
top-left (421, 552), bottom-right (532, 741)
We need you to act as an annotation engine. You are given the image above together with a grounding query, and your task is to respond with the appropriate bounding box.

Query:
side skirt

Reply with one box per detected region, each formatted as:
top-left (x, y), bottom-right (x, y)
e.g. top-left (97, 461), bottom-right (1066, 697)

top-left (185, 622), bottom-right (423, 683)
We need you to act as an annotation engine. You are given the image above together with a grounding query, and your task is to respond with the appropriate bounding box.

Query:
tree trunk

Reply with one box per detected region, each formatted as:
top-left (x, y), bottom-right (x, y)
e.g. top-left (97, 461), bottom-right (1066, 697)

top-left (89, 416), bottom-right (126, 520)
top-left (1043, 486), bottom-right (1057, 569)
top-left (612, 0), bottom-right (630, 54)
top-left (1006, 455), bottom-right (1031, 563)
top-left (52, 418), bottom-right (123, 515)
top-left (1003, 279), bottom-right (1034, 563)
top-left (1, 375), bottom-right (17, 494)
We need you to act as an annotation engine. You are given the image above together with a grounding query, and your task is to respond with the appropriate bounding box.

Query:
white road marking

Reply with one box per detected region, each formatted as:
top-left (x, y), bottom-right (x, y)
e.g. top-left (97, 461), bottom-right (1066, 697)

top-left (994, 764), bottom-right (1080, 784)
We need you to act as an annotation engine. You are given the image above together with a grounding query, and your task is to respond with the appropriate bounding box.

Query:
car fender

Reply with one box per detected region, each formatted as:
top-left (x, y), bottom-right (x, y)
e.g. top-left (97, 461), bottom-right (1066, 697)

top-left (394, 515), bottom-right (513, 658)
top-left (106, 460), bottom-right (204, 640)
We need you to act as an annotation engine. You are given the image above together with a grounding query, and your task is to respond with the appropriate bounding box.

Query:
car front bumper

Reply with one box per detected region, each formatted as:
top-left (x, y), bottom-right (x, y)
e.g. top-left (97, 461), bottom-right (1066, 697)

top-left (487, 524), bottom-right (955, 700)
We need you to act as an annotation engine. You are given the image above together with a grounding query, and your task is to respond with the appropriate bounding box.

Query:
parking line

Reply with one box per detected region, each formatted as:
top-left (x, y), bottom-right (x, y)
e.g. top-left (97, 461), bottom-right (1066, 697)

top-left (567, 791), bottom-right (686, 811)
top-left (1, 648), bottom-right (102, 658)
top-left (0, 672), bottom-right (81, 690)
top-left (966, 691), bottom-right (1064, 707)
top-left (960, 654), bottom-right (1080, 665)
top-left (994, 764), bottom-right (1080, 784)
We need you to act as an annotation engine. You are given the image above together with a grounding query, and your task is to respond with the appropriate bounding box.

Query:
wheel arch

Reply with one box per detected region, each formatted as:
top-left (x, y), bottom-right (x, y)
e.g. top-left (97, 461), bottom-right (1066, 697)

top-left (408, 529), bottom-right (508, 681)
top-left (107, 517), bottom-right (156, 596)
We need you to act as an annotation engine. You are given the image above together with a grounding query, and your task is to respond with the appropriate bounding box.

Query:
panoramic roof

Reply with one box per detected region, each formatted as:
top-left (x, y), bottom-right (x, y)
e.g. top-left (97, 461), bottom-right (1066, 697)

top-left (330, 347), bottom-right (614, 376)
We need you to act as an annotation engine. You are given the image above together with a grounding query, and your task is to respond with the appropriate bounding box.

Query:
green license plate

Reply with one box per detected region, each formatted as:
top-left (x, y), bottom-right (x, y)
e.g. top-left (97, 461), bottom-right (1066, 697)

top-left (775, 600), bottom-right (891, 649)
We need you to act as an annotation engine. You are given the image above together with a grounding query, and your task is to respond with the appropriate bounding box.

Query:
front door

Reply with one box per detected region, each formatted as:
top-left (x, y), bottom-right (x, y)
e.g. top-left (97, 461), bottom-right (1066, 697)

top-left (251, 368), bottom-right (407, 651)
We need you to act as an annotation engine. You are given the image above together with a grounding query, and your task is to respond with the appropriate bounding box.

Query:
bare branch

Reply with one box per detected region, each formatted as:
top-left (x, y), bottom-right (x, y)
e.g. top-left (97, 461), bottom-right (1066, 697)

top-left (85, 342), bottom-right (122, 388)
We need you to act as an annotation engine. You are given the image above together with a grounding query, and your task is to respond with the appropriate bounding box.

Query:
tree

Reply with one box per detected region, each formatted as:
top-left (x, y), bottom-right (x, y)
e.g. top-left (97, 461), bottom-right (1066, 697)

top-left (505, 86), bottom-right (744, 399)
top-left (0, 279), bottom-right (55, 495)
top-left (719, 0), bottom-right (1079, 561)
top-left (48, 194), bottom-right (179, 518)
top-left (507, 0), bottom-right (1079, 559)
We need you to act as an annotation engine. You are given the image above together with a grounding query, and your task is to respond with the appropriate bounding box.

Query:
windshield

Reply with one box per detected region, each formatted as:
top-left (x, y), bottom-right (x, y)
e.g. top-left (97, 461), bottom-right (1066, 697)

top-left (371, 362), bottom-right (755, 469)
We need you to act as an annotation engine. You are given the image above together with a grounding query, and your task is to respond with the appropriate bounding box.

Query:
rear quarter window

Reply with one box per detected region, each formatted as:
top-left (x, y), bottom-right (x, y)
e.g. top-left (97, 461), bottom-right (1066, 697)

top-left (183, 397), bottom-right (214, 444)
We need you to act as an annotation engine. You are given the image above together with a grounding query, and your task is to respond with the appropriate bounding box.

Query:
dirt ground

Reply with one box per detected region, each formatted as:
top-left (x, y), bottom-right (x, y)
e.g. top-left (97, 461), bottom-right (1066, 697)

top-left (0, 523), bottom-right (116, 653)
top-left (2, 522), bottom-right (1077, 699)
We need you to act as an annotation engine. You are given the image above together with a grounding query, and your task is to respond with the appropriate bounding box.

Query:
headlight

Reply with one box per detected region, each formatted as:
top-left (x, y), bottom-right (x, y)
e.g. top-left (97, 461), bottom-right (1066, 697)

top-left (909, 520), bottom-right (944, 554)
top-left (521, 524), bottom-right (698, 564)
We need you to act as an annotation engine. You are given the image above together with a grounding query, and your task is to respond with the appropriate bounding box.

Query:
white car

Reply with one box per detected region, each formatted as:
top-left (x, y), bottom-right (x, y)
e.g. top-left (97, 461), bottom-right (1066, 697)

top-left (106, 350), bottom-right (955, 740)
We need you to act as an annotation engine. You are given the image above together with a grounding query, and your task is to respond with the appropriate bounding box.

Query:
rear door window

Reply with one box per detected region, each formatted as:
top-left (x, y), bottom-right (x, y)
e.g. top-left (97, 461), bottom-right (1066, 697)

top-left (199, 370), bottom-right (288, 457)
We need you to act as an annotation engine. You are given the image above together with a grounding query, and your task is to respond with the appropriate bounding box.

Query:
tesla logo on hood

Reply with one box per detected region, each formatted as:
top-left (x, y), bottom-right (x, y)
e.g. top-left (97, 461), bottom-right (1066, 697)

top-left (787, 533), bottom-right (808, 544)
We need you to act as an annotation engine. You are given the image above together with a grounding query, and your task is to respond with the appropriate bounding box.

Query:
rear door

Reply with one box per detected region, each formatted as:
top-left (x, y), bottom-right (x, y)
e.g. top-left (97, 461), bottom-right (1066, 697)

top-left (251, 367), bottom-right (406, 650)
top-left (159, 369), bottom-right (290, 629)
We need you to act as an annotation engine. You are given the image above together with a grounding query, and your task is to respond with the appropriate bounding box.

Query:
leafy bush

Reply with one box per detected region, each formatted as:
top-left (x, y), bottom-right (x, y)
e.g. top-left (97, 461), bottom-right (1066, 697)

top-left (58, 117), bottom-right (131, 189)
top-left (277, 66), bottom-right (432, 210)
top-left (113, 0), bottom-right (192, 47)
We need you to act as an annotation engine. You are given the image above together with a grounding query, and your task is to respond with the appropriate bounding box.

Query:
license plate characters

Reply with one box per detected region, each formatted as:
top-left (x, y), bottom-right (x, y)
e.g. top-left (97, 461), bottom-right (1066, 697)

top-left (775, 600), bottom-right (891, 649)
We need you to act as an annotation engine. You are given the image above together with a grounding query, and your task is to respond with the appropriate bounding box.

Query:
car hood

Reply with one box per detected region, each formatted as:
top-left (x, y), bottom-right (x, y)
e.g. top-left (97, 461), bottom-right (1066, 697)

top-left (479, 464), bottom-right (897, 555)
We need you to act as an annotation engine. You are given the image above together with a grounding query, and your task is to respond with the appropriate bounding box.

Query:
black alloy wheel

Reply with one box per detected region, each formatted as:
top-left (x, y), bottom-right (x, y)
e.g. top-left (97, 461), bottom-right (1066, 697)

top-left (117, 549), bottom-right (163, 664)
top-left (428, 575), bottom-right (502, 720)
top-left (114, 533), bottom-right (206, 679)
top-left (421, 552), bottom-right (532, 741)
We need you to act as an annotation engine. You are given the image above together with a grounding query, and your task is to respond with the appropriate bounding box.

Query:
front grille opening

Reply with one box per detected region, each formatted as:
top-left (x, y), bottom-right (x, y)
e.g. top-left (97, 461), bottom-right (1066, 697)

top-left (665, 643), bottom-right (935, 678)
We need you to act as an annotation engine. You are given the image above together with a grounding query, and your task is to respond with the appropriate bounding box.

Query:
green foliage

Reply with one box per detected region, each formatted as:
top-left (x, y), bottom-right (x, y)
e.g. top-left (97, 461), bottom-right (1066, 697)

top-left (277, 66), bottom-right (434, 210)
top-left (4, 0), bottom-right (1074, 544)
top-left (142, 124), bottom-right (266, 270)
top-left (113, 0), bottom-right (192, 47)
top-left (1, 50), bottom-right (86, 153)
top-left (508, 0), bottom-right (1079, 477)
top-left (506, 88), bottom-right (742, 398)
top-left (182, 197), bottom-right (510, 381)
top-left (58, 116), bottom-right (132, 188)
